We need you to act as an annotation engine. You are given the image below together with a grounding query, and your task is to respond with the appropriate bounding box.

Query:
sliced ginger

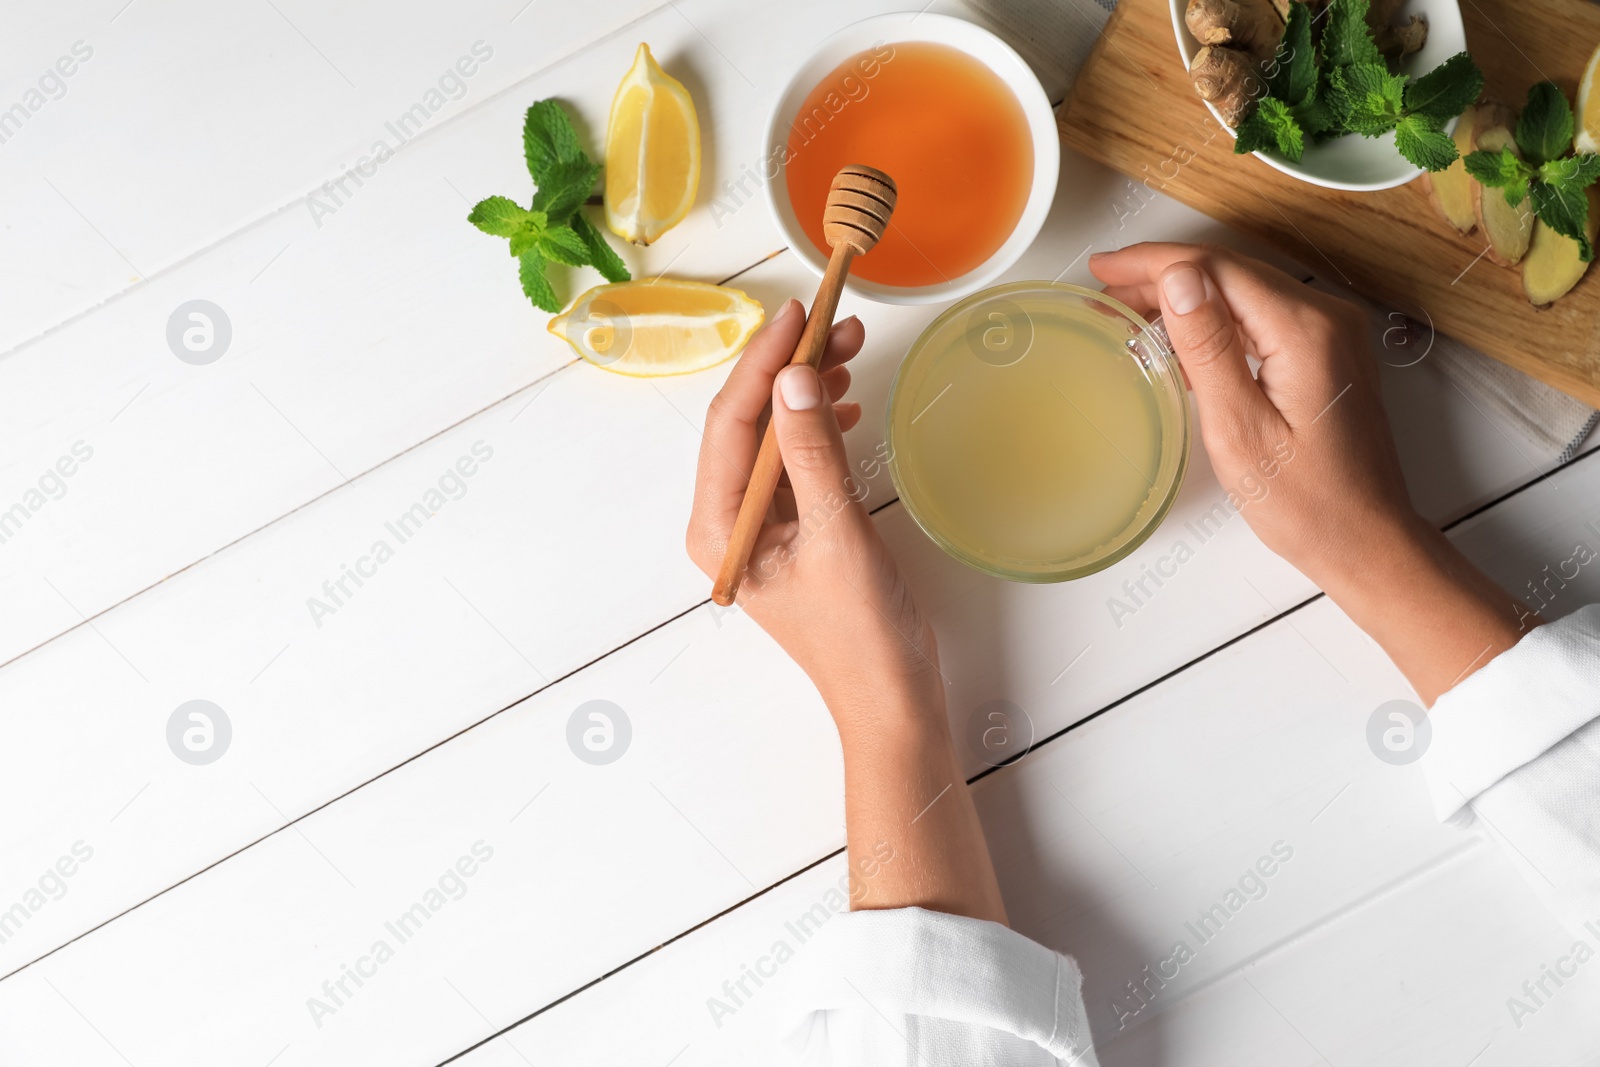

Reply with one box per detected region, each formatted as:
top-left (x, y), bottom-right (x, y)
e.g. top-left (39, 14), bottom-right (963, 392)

top-left (1424, 103), bottom-right (1480, 235)
top-left (1523, 187), bottom-right (1600, 307)
top-left (1472, 119), bottom-right (1535, 266)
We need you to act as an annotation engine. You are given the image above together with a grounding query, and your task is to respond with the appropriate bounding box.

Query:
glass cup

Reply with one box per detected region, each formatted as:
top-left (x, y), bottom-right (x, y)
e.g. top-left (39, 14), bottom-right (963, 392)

top-left (886, 281), bottom-right (1190, 582)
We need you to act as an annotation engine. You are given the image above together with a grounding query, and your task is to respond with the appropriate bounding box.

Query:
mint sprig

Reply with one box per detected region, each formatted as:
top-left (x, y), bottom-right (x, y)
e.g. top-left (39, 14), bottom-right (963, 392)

top-left (1233, 0), bottom-right (1483, 173)
top-left (1329, 62), bottom-right (1409, 136)
top-left (1463, 149), bottom-right (1531, 205)
top-left (469, 100), bottom-right (631, 313)
top-left (1465, 83), bottom-right (1600, 261)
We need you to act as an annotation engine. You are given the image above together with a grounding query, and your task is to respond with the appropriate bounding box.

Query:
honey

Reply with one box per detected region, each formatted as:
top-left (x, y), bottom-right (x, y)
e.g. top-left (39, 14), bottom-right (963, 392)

top-left (783, 41), bottom-right (1034, 287)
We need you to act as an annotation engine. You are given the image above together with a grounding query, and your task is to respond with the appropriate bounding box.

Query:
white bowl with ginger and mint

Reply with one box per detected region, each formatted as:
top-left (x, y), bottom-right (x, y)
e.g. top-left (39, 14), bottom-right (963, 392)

top-left (1172, 0), bottom-right (1471, 191)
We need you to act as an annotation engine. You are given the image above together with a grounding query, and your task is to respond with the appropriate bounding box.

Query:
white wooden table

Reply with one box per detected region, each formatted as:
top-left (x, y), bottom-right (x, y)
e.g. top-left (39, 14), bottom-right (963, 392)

top-left (2, 1), bottom-right (1597, 1064)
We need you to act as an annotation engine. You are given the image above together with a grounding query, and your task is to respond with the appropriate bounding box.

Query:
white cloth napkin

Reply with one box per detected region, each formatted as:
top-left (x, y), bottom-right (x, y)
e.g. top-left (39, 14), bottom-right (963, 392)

top-left (967, 0), bottom-right (1599, 462)
top-left (1427, 339), bottom-right (1599, 461)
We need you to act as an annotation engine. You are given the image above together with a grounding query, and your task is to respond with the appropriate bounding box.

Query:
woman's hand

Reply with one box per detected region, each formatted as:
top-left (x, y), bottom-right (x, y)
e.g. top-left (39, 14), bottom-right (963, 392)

top-left (685, 298), bottom-right (941, 733)
top-left (1091, 243), bottom-right (1531, 702)
top-left (1092, 243), bottom-right (1419, 587)
top-left (686, 298), bottom-right (1006, 923)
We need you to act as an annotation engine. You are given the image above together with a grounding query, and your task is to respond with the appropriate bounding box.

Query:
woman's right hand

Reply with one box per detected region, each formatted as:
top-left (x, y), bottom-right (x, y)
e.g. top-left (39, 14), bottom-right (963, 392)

top-left (684, 298), bottom-right (943, 734)
top-left (1090, 243), bottom-right (1530, 703)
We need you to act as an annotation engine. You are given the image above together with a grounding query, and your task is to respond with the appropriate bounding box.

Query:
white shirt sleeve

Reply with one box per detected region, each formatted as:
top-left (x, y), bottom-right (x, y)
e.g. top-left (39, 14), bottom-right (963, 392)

top-left (1421, 604), bottom-right (1600, 935)
top-left (775, 906), bottom-right (1099, 1066)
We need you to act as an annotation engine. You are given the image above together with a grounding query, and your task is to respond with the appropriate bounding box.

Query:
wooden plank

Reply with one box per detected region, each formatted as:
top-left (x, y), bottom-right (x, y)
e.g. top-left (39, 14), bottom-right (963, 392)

top-left (1059, 0), bottom-right (1600, 407)
top-left (0, 0), bottom-right (674, 353)
top-left (9, 449), bottom-right (1599, 1064)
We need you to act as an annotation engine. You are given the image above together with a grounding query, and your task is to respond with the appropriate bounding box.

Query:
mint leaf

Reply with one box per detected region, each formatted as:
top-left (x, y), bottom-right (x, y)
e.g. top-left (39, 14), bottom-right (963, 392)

top-left (1263, 97), bottom-right (1305, 161)
top-left (1299, 71), bottom-right (1344, 137)
top-left (572, 211), bottom-right (631, 282)
top-left (523, 100), bottom-right (582, 182)
top-left (467, 196), bottom-right (530, 237)
top-left (1539, 153), bottom-right (1600, 191)
top-left (1530, 180), bottom-right (1594, 261)
top-left (508, 230), bottom-right (537, 257)
top-left (507, 209), bottom-right (550, 258)
top-left (532, 158), bottom-right (601, 221)
top-left (1235, 107), bottom-right (1280, 155)
top-left (1465, 148), bottom-right (1533, 205)
top-left (1516, 82), bottom-right (1575, 165)
top-left (537, 224), bottom-right (590, 266)
top-left (1395, 114), bottom-right (1458, 171)
top-left (1324, 0), bottom-right (1384, 68)
top-left (519, 249), bottom-right (560, 312)
top-left (1324, 68), bottom-right (1351, 126)
top-left (1294, 77), bottom-right (1339, 137)
top-left (1333, 63), bottom-right (1408, 136)
top-left (1403, 53), bottom-right (1484, 124)
top-left (1235, 98), bottom-right (1305, 161)
top-left (1270, 2), bottom-right (1316, 106)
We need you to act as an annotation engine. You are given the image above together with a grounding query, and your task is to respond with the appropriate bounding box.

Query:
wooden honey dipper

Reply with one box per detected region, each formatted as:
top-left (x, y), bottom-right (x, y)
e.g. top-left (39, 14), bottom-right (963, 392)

top-left (711, 164), bottom-right (897, 607)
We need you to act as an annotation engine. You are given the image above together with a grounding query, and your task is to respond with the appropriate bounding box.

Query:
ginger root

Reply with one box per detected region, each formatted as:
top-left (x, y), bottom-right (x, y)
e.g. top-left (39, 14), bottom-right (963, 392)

top-left (1375, 17), bottom-right (1427, 58)
top-left (1523, 188), bottom-right (1600, 306)
top-left (1190, 44), bottom-right (1266, 127)
top-left (1186, 0), bottom-right (1285, 64)
top-left (1366, 0), bottom-right (1427, 59)
top-left (1423, 103), bottom-right (1481, 235)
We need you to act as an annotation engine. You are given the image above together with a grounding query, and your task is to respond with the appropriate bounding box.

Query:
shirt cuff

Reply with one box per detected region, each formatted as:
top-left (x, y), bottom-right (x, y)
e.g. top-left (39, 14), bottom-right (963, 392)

top-left (775, 906), bottom-right (1098, 1065)
top-left (1422, 604), bottom-right (1600, 822)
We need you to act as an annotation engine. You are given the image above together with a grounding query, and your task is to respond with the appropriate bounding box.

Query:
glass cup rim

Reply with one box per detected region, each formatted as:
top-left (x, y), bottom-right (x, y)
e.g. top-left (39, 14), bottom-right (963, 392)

top-left (886, 280), bottom-right (1192, 583)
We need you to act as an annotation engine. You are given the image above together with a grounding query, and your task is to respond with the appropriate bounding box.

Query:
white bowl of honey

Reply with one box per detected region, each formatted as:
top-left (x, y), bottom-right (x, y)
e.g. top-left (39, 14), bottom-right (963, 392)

top-left (763, 12), bottom-right (1060, 305)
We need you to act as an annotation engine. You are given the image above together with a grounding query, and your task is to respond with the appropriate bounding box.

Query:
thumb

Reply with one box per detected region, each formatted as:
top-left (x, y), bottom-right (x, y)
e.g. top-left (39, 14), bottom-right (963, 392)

top-left (1157, 263), bottom-right (1268, 425)
top-left (772, 364), bottom-right (859, 520)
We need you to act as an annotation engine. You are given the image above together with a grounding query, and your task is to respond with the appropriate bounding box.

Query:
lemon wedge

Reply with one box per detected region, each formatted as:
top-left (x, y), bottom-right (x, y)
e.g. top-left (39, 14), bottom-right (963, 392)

top-left (548, 280), bottom-right (763, 377)
top-left (1579, 43), bottom-right (1600, 153)
top-left (604, 43), bottom-right (700, 246)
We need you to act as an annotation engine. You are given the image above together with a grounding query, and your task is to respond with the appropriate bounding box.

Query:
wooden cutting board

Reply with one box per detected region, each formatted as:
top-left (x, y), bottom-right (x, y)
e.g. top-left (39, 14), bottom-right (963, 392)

top-left (1059, 0), bottom-right (1600, 407)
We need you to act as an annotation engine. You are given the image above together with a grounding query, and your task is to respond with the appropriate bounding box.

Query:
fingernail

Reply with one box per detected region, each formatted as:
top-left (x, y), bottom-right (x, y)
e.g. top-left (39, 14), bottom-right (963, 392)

top-left (1161, 266), bottom-right (1207, 316)
top-left (1088, 250), bottom-right (1106, 261)
top-left (778, 365), bottom-right (822, 411)
top-left (772, 299), bottom-right (801, 326)
top-left (830, 314), bottom-right (859, 334)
